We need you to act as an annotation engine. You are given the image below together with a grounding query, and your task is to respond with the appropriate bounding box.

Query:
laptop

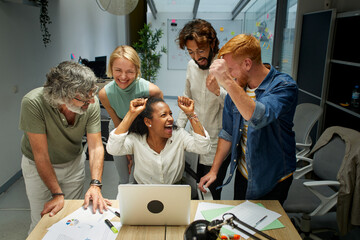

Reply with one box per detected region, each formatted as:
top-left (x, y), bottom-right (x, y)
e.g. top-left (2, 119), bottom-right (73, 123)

top-left (117, 184), bottom-right (191, 226)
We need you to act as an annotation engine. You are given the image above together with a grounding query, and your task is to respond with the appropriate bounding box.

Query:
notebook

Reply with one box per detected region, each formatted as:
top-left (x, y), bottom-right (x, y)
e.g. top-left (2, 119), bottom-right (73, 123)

top-left (117, 184), bottom-right (191, 226)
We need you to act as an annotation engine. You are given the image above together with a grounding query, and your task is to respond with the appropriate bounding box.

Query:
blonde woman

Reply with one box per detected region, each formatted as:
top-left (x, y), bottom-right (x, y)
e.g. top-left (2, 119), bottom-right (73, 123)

top-left (99, 45), bottom-right (163, 184)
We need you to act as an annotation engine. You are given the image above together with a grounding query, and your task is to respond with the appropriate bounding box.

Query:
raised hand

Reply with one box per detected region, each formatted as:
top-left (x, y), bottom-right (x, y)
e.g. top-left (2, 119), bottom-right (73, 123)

top-left (178, 96), bottom-right (206, 137)
top-left (114, 98), bottom-right (147, 135)
top-left (177, 96), bottom-right (194, 114)
top-left (209, 59), bottom-right (231, 87)
top-left (206, 73), bottom-right (220, 96)
top-left (129, 98), bottom-right (147, 116)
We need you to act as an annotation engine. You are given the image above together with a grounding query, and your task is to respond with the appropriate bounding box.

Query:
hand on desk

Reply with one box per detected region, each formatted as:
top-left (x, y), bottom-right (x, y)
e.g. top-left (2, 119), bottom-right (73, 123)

top-left (83, 185), bottom-right (112, 214)
top-left (41, 194), bottom-right (64, 217)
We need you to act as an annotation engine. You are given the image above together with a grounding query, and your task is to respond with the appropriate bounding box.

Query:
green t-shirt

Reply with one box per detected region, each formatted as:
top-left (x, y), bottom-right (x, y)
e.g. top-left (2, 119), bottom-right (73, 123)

top-left (19, 87), bottom-right (101, 164)
top-left (104, 78), bottom-right (150, 119)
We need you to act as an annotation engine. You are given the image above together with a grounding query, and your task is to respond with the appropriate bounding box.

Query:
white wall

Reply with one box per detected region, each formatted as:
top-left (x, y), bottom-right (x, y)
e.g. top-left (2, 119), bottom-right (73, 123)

top-left (0, 0), bottom-right (126, 187)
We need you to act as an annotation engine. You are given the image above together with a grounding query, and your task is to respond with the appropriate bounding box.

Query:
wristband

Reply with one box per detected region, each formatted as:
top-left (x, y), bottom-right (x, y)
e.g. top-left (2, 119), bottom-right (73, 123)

top-left (52, 193), bottom-right (65, 198)
top-left (186, 112), bottom-right (199, 122)
top-left (90, 179), bottom-right (103, 188)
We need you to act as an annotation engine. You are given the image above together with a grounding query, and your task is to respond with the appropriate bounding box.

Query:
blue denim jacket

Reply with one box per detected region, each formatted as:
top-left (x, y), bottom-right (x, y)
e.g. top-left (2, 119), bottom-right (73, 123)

top-left (219, 65), bottom-right (298, 199)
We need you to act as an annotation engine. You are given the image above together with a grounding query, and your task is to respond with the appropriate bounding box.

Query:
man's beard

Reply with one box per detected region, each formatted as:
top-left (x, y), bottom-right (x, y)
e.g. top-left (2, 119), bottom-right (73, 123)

top-left (65, 102), bottom-right (87, 115)
top-left (194, 49), bottom-right (214, 70)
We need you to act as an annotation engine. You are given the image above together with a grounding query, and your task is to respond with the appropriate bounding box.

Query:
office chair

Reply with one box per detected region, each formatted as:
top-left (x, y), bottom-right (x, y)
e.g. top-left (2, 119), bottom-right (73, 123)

top-left (82, 136), bottom-right (108, 160)
top-left (83, 102), bottom-right (111, 160)
top-left (183, 151), bottom-right (213, 200)
top-left (293, 103), bottom-right (323, 158)
top-left (283, 132), bottom-right (346, 240)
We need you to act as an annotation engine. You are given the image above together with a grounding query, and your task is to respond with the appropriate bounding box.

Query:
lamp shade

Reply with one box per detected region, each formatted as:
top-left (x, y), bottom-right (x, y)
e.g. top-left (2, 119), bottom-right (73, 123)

top-left (183, 220), bottom-right (218, 240)
top-left (99, 0), bottom-right (139, 15)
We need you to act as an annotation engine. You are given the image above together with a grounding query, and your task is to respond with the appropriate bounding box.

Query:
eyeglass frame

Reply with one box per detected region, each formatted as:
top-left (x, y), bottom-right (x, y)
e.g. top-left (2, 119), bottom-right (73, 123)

top-left (73, 97), bottom-right (93, 105)
top-left (73, 85), bottom-right (99, 106)
top-left (186, 48), bottom-right (207, 57)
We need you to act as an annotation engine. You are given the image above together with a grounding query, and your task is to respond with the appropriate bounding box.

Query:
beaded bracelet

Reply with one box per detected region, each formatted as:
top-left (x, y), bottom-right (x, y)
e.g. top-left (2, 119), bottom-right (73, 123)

top-left (186, 112), bottom-right (199, 122)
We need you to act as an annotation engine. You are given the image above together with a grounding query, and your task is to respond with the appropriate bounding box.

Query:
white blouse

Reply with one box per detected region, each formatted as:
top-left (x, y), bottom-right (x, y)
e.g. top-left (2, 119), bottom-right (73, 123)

top-left (106, 128), bottom-right (211, 184)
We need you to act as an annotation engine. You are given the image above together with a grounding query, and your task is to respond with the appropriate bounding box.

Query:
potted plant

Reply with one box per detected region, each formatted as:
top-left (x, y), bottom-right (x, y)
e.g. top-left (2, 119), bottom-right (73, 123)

top-left (133, 23), bottom-right (167, 83)
top-left (30, 0), bottom-right (51, 46)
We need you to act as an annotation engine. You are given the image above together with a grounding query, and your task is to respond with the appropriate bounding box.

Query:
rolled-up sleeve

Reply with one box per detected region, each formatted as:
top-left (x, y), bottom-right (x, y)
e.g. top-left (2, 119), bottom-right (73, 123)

top-left (249, 80), bottom-right (298, 129)
top-left (182, 128), bottom-right (211, 154)
top-left (219, 95), bottom-right (233, 142)
top-left (106, 129), bottom-right (133, 156)
top-left (218, 128), bottom-right (232, 142)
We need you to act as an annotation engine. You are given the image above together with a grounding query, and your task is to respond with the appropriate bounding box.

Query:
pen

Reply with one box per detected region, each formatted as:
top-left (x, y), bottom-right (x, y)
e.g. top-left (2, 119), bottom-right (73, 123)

top-left (108, 208), bottom-right (120, 218)
top-left (105, 219), bottom-right (118, 234)
top-left (254, 215), bottom-right (268, 228)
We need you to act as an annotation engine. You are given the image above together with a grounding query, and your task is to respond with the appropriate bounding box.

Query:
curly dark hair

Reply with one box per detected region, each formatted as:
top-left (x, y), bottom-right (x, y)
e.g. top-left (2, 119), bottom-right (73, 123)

top-left (129, 97), bottom-right (178, 135)
top-left (177, 19), bottom-right (219, 54)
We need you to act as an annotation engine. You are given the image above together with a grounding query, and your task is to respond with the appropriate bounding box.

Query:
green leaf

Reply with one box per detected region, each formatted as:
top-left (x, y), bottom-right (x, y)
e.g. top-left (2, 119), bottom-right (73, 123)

top-left (132, 23), bottom-right (167, 83)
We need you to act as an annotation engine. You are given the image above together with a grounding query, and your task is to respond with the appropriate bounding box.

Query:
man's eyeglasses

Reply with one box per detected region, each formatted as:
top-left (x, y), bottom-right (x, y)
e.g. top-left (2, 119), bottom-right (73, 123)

top-left (187, 49), bottom-right (206, 56)
top-left (73, 85), bottom-right (99, 105)
top-left (73, 97), bottom-right (93, 106)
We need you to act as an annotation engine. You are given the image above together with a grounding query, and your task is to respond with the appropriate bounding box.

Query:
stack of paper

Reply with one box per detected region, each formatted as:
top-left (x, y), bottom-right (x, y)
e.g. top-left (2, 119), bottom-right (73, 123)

top-left (194, 201), bottom-right (284, 239)
top-left (42, 206), bottom-right (121, 240)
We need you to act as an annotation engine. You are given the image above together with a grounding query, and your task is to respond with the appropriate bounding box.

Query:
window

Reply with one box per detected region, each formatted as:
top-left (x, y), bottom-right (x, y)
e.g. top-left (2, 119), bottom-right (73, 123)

top-left (279, 1), bottom-right (297, 74)
top-left (237, 0), bottom-right (297, 75)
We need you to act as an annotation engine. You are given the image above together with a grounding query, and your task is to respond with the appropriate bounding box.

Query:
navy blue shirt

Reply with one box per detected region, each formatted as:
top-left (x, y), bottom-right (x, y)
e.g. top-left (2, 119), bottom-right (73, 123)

top-left (219, 65), bottom-right (298, 199)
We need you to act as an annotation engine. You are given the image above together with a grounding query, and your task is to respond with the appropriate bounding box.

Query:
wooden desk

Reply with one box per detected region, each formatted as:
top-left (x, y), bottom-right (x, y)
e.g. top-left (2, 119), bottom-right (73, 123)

top-left (27, 200), bottom-right (301, 240)
top-left (167, 200), bottom-right (302, 240)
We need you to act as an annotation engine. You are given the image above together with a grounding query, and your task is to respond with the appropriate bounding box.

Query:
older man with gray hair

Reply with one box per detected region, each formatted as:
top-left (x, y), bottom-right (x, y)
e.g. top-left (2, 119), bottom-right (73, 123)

top-left (19, 61), bottom-right (110, 234)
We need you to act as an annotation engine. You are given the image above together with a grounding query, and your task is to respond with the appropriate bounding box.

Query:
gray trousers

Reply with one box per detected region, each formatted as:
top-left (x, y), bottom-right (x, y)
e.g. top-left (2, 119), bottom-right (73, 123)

top-left (22, 153), bottom-right (85, 234)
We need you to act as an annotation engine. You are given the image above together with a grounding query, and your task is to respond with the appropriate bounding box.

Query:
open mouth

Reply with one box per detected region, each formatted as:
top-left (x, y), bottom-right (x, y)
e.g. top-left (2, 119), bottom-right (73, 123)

top-left (117, 79), bottom-right (128, 84)
top-left (164, 124), bottom-right (173, 134)
top-left (165, 124), bottom-right (173, 130)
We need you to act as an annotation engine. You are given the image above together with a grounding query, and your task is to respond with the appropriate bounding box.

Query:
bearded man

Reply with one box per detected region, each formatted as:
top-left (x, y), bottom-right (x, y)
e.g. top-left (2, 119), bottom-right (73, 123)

top-left (177, 19), bottom-right (230, 200)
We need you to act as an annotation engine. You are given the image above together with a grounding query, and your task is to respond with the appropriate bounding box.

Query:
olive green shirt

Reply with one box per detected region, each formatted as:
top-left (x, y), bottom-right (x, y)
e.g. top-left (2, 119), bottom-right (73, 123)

top-left (19, 87), bottom-right (101, 164)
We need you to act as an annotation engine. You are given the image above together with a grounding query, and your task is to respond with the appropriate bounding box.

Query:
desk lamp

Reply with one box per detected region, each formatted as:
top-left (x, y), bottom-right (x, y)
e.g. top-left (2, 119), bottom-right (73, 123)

top-left (184, 213), bottom-right (276, 240)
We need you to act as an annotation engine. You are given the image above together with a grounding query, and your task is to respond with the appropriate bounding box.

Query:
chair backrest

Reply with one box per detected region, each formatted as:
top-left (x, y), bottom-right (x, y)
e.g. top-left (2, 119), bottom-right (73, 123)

top-left (313, 135), bottom-right (346, 181)
top-left (183, 152), bottom-right (213, 200)
top-left (293, 103), bottom-right (323, 145)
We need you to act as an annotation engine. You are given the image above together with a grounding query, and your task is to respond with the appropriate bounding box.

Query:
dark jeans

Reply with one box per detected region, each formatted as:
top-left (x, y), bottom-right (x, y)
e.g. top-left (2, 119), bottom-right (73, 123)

top-left (234, 169), bottom-right (293, 205)
top-left (197, 154), bottom-right (231, 200)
